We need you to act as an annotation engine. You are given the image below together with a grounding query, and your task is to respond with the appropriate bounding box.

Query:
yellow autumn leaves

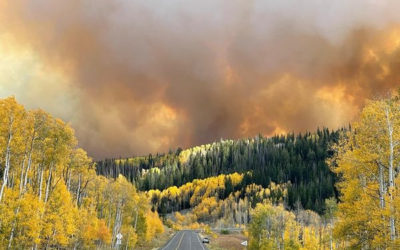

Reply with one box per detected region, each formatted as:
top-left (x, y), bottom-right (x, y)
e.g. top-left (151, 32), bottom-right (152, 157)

top-left (0, 97), bottom-right (163, 249)
top-left (332, 91), bottom-right (400, 249)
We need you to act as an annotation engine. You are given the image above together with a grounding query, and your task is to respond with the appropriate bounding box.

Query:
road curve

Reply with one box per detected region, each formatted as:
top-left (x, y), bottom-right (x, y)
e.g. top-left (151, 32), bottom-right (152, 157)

top-left (159, 230), bottom-right (209, 250)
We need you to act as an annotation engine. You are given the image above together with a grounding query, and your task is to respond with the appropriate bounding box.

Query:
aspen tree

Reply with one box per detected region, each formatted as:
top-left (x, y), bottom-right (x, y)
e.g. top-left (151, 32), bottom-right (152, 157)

top-left (331, 93), bottom-right (400, 248)
top-left (0, 97), bottom-right (25, 202)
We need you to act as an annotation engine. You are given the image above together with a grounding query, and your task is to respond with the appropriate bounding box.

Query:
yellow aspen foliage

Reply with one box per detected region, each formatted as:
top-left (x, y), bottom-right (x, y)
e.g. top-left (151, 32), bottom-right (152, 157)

top-left (230, 172), bottom-right (243, 186)
top-left (74, 202), bottom-right (104, 249)
top-left (331, 94), bottom-right (400, 249)
top-left (0, 188), bottom-right (20, 246)
top-left (97, 220), bottom-right (112, 244)
top-left (249, 202), bottom-right (302, 250)
top-left (168, 186), bottom-right (180, 198)
top-left (0, 97), bottom-right (166, 249)
top-left (121, 225), bottom-right (138, 248)
top-left (13, 192), bottom-right (44, 248)
top-left (0, 97), bottom-right (26, 202)
top-left (188, 222), bottom-right (201, 229)
top-left (41, 182), bottom-right (77, 247)
top-left (175, 211), bottom-right (185, 224)
top-left (145, 211), bottom-right (164, 241)
top-left (204, 225), bottom-right (212, 234)
top-left (172, 223), bottom-right (183, 231)
top-left (301, 227), bottom-right (319, 250)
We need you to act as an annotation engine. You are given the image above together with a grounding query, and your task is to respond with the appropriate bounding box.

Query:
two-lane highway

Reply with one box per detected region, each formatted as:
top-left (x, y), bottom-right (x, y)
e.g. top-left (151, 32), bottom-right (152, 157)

top-left (160, 230), bottom-right (209, 250)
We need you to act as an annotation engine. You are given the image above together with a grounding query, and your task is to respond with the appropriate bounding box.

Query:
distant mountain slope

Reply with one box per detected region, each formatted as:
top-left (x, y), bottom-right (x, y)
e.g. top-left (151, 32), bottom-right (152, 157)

top-left (97, 127), bottom-right (342, 213)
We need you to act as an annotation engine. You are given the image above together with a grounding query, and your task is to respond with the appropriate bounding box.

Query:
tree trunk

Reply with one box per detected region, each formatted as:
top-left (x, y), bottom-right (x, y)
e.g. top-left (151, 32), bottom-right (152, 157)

top-left (378, 162), bottom-right (386, 209)
top-left (112, 203), bottom-right (123, 249)
top-left (23, 137), bottom-right (36, 192)
top-left (0, 124), bottom-right (13, 202)
top-left (23, 151), bottom-right (33, 192)
top-left (19, 150), bottom-right (28, 195)
top-left (38, 166), bottom-right (44, 201)
top-left (385, 107), bottom-right (396, 241)
top-left (44, 163), bottom-right (53, 203)
top-left (76, 174), bottom-right (81, 206)
top-left (8, 206), bottom-right (20, 249)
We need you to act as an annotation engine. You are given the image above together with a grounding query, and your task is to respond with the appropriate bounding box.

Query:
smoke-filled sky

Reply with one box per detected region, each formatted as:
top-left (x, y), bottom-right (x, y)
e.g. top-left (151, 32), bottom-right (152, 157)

top-left (0, 0), bottom-right (400, 159)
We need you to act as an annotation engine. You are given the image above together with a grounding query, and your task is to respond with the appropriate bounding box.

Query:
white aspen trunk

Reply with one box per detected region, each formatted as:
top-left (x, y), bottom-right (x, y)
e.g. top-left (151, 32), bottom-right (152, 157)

top-left (8, 206), bottom-right (20, 249)
top-left (44, 161), bottom-right (54, 203)
top-left (23, 136), bottom-right (36, 192)
top-left (44, 166), bottom-right (53, 203)
top-left (37, 163), bottom-right (41, 186)
top-left (38, 166), bottom-right (44, 201)
top-left (0, 122), bottom-right (13, 202)
top-left (112, 204), bottom-right (119, 246)
top-left (118, 209), bottom-right (123, 249)
top-left (385, 107), bottom-right (396, 241)
top-left (13, 139), bottom-right (33, 248)
top-left (76, 174), bottom-right (81, 206)
top-left (19, 150), bottom-right (28, 195)
top-left (378, 162), bottom-right (386, 209)
top-left (112, 204), bottom-right (123, 249)
top-left (23, 151), bottom-right (33, 192)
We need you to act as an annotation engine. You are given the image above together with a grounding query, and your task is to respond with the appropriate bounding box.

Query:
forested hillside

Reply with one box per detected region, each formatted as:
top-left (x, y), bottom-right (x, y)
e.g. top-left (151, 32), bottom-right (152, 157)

top-left (98, 127), bottom-right (341, 213)
top-left (0, 97), bottom-right (164, 249)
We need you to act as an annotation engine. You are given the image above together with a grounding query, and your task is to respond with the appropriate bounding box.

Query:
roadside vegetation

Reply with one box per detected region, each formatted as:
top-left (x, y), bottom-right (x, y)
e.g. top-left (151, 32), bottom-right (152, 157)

top-left (0, 97), bottom-right (163, 249)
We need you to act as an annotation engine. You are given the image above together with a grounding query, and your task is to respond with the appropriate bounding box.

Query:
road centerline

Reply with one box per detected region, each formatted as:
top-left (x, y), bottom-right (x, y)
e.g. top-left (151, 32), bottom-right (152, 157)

top-left (161, 232), bottom-right (180, 250)
top-left (175, 232), bottom-right (185, 250)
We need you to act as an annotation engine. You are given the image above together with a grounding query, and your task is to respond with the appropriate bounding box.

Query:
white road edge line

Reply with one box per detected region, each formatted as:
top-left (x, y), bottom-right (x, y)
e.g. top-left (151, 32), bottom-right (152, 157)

top-left (196, 233), bottom-right (206, 250)
top-left (161, 232), bottom-right (180, 250)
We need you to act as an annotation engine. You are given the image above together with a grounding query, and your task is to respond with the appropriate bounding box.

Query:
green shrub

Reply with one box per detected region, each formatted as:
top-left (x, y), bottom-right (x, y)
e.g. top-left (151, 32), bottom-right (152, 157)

top-left (220, 229), bottom-right (230, 235)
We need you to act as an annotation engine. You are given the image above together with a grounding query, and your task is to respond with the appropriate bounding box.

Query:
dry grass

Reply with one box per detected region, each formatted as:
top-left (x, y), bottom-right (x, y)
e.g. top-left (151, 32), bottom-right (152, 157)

top-left (202, 232), bottom-right (247, 250)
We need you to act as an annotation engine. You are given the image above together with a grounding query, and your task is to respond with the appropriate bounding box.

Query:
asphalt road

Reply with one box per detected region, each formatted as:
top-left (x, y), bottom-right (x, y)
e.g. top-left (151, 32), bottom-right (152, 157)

top-left (159, 230), bottom-right (209, 250)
